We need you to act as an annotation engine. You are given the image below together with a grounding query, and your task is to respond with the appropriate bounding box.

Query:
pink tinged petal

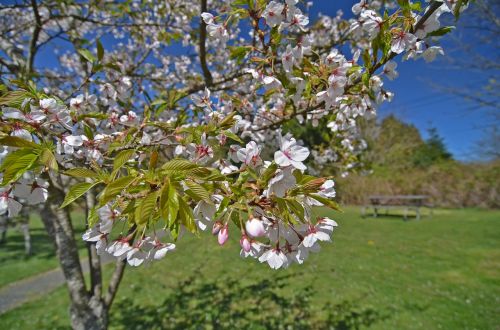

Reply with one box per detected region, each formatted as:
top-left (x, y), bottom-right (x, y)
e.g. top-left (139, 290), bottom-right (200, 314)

top-left (258, 249), bottom-right (272, 263)
top-left (274, 150), bottom-right (292, 167)
top-left (289, 145), bottom-right (310, 161)
top-left (240, 236), bottom-right (251, 252)
top-left (218, 225), bottom-right (229, 245)
top-left (7, 198), bottom-right (22, 217)
top-left (0, 197), bottom-right (7, 214)
top-left (314, 231), bottom-right (331, 242)
top-left (12, 182), bottom-right (31, 199)
top-left (12, 129), bottom-right (32, 141)
top-left (27, 187), bottom-right (48, 205)
top-left (289, 159), bottom-right (307, 171)
top-left (201, 12), bottom-right (214, 24)
top-left (82, 228), bottom-right (100, 242)
top-left (302, 233), bottom-right (317, 248)
top-left (113, 242), bottom-right (132, 257)
top-left (100, 218), bottom-right (113, 234)
top-left (2, 108), bottom-right (25, 120)
top-left (127, 248), bottom-right (147, 266)
top-left (95, 238), bottom-right (108, 255)
top-left (154, 244), bottom-right (175, 260)
top-left (245, 218), bottom-right (266, 237)
top-left (267, 250), bottom-right (286, 269)
top-left (212, 221), bottom-right (223, 235)
top-left (65, 135), bottom-right (83, 146)
top-left (236, 148), bottom-right (248, 163)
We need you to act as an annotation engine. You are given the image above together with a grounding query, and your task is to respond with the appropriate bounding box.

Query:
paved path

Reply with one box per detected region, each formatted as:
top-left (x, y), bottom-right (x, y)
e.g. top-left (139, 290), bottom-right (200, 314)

top-left (0, 255), bottom-right (114, 315)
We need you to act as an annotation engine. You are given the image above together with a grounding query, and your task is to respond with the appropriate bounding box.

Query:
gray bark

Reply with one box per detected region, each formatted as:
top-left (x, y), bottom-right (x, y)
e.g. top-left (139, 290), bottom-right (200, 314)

top-left (40, 176), bottom-right (108, 330)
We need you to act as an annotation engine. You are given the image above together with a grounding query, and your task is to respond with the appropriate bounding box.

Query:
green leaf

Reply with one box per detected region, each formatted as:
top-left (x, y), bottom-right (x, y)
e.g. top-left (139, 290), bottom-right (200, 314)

top-left (99, 175), bottom-right (135, 205)
top-left (228, 46), bottom-right (251, 64)
top-left (410, 1), bottom-right (421, 12)
top-left (285, 198), bottom-right (305, 221)
top-left (0, 148), bottom-right (34, 171)
top-left (223, 130), bottom-right (243, 144)
top-left (453, 0), bottom-right (464, 20)
top-left (1, 152), bottom-right (38, 185)
top-left (60, 182), bottom-right (99, 208)
top-left (134, 191), bottom-right (159, 225)
top-left (77, 48), bottom-right (96, 63)
top-left (87, 206), bottom-right (99, 228)
top-left (96, 39), bottom-right (104, 61)
top-left (162, 158), bottom-right (199, 171)
top-left (178, 196), bottom-right (197, 234)
top-left (259, 162), bottom-right (278, 186)
top-left (0, 90), bottom-right (31, 107)
top-left (63, 168), bottom-right (99, 178)
top-left (184, 180), bottom-right (211, 202)
top-left (308, 194), bottom-right (341, 211)
top-left (0, 136), bottom-right (39, 149)
top-left (426, 26), bottom-right (454, 37)
top-left (40, 148), bottom-right (58, 171)
top-left (166, 184), bottom-right (179, 226)
top-left (113, 149), bottom-right (135, 171)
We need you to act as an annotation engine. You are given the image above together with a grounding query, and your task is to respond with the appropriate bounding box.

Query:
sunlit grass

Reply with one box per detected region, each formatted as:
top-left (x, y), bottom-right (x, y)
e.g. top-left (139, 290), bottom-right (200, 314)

top-left (1, 207), bottom-right (499, 329)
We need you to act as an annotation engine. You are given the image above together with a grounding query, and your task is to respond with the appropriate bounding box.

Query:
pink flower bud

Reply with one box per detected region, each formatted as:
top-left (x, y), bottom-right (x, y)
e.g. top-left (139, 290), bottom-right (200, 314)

top-left (245, 217), bottom-right (266, 237)
top-left (240, 235), bottom-right (251, 252)
top-left (212, 221), bottom-right (223, 235)
top-left (218, 224), bottom-right (229, 245)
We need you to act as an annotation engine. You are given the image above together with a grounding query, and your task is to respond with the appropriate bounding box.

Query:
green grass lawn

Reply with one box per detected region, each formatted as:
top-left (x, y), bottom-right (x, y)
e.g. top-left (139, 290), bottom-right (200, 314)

top-left (0, 212), bottom-right (87, 289)
top-left (0, 207), bottom-right (499, 329)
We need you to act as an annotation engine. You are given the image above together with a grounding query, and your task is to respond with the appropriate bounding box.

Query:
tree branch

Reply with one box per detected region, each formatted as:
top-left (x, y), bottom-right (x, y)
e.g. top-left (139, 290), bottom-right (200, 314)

top-left (27, 0), bottom-right (42, 76)
top-left (104, 259), bottom-right (126, 309)
top-left (85, 185), bottom-right (102, 299)
top-left (199, 0), bottom-right (213, 86)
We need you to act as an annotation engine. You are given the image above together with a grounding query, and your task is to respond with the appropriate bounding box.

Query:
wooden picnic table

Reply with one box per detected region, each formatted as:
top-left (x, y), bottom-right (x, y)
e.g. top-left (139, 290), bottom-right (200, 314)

top-left (361, 195), bottom-right (432, 220)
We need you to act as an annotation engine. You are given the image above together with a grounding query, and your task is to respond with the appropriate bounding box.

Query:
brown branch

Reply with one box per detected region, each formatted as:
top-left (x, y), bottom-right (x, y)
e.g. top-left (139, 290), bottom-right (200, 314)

top-left (412, 0), bottom-right (444, 33)
top-left (199, 0), bottom-right (213, 86)
top-left (85, 185), bottom-right (102, 299)
top-left (104, 224), bottom-right (136, 309)
top-left (104, 258), bottom-right (127, 309)
top-left (27, 0), bottom-right (42, 76)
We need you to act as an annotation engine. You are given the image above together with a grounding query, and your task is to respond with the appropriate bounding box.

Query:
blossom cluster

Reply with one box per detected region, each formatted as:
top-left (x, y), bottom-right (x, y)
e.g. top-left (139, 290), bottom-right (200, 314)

top-left (0, 0), bottom-right (469, 269)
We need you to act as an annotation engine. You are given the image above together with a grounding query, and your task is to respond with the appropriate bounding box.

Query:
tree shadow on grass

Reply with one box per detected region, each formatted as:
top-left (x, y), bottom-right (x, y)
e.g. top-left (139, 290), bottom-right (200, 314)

top-left (0, 226), bottom-right (86, 262)
top-left (0, 228), bottom-right (56, 261)
top-left (113, 273), bottom-right (390, 330)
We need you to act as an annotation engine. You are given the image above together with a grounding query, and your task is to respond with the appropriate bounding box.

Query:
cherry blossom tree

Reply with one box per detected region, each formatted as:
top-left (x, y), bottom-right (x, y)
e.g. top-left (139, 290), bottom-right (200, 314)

top-left (0, 0), bottom-right (469, 329)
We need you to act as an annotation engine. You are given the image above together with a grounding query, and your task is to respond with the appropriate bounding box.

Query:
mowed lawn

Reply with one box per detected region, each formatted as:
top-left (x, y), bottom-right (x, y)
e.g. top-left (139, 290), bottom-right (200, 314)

top-left (0, 212), bottom-right (87, 289)
top-left (0, 207), bottom-right (499, 329)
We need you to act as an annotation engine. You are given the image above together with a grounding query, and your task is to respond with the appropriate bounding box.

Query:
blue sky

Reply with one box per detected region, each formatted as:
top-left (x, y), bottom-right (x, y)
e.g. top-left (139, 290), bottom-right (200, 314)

top-left (310, 1), bottom-right (498, 161)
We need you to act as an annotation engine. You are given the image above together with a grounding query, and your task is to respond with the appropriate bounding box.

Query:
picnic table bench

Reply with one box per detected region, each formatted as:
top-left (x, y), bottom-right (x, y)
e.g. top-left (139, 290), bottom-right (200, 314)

top-left (361, 195), bottom-right (433, 220)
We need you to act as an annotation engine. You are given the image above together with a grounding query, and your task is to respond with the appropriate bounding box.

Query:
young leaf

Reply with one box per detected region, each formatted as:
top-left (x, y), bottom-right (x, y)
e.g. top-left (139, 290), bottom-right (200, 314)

top-left (77, 49), bottom-right (96, 63)
top-left (99, 175), bottom-right (135, 205)
top-left (1, 152), bottom-right (38, 185)
top-left (87, 206), bottom-right (99, 228)
top-left (184, 180), bottom-right (211, 202)
top-left (96, 39), bottom-right (104, 61)
top-left (165, 184), bottom-right (179, 226)
top-left (135, 191), bottom-right (159, 225)
top-left (60, 182), bottom-right (99, 208)
top-left (40, 148), bottom-right (58, 171)
top-left (113, 149), bottom-right (135, 171)
top-left (162, 158), bottom-right (199, 171)
top-left (178, 196), bottom-right (197, 234)
top-left (0, 136), bottom-right (39, 149)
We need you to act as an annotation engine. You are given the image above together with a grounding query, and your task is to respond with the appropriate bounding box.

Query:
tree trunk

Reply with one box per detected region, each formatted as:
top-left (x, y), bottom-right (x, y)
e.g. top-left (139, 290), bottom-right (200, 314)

top-left (40, 176), bottom-right (108, 330)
